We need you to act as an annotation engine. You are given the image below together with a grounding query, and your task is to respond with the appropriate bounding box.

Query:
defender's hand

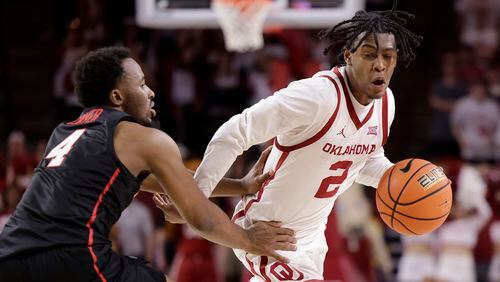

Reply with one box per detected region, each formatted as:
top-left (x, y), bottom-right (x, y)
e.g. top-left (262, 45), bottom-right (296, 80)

top-left (245, 221), bottom-right (296, 263)
top-left (241, 147), bottom-right (274, 195)
top-left (153, 193), bottom-right (186, 224)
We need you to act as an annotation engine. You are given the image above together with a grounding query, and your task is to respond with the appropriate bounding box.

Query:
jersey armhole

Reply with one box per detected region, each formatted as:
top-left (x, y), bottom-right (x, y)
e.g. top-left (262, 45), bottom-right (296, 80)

top-left (107, 115), bottom-right (143, 182)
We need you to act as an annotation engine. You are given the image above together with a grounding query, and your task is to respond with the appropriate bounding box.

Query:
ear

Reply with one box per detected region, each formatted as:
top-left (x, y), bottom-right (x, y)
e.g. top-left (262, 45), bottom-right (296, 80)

top-left (343, 48), bottom-right (352, 66)
top-left (109, 89), bottom-right (124, 106)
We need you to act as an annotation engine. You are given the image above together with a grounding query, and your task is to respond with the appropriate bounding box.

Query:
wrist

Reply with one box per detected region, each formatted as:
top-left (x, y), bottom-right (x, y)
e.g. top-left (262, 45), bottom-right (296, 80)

top-left (239, 178), bottom-right (250, 195)
top-left (242, 228), bottom-right (254, 252)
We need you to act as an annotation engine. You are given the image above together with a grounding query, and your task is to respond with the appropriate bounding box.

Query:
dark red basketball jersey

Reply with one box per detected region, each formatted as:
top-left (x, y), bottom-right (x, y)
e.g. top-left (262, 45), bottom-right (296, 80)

top-left (0, 107), bottom-right (149, 260)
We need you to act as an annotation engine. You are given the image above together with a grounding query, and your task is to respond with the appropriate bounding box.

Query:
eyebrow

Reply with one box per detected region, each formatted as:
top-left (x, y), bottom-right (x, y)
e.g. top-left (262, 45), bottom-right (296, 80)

top-left (360, 44), bottom-right (396, 52)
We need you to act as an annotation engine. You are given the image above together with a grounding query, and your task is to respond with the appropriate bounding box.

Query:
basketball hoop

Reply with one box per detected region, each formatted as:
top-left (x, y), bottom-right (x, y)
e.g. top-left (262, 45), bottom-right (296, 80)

top-left (212, 0), bottom-right (272, 52)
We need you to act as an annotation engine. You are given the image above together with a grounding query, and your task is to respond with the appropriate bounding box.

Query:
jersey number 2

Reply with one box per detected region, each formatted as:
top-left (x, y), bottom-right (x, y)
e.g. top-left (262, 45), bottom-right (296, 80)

top-left (314, 160), bottom-right (353, 198)
top-left (45, 129), bottom-right (85, 167)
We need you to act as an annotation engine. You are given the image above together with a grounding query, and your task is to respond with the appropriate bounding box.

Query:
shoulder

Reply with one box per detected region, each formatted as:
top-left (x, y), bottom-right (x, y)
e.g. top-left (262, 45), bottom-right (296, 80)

top-left (277, 74), bottom-right (339, 104)
top-left (115, 121), bottom-right (177, 153)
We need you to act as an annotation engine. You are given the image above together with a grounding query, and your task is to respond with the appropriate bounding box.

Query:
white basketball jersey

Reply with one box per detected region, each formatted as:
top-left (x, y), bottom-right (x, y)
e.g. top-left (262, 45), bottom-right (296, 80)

top-left (232, 67), bottom-right (391, 240)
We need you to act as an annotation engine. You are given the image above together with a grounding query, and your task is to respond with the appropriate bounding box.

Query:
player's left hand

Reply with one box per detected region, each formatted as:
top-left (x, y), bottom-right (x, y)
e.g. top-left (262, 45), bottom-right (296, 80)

top-left (153, 193), bottom-right (186, 224)
top-left (241, 146), bottom-right (274, 195)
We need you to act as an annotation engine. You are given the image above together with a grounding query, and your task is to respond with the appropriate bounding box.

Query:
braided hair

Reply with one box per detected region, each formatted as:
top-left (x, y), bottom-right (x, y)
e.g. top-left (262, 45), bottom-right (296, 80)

top-left (319, 0), bottom-right (423, 67)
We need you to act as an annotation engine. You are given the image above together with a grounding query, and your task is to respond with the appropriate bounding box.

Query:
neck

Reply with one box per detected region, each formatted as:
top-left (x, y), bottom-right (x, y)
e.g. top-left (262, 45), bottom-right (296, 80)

top-left (345, 66), bottom-right (372, 106)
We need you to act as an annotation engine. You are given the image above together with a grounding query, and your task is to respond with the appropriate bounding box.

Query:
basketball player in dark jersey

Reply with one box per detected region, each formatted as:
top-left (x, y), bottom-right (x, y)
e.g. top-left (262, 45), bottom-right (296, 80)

top-left (0, 47), bottom-right (296, 282)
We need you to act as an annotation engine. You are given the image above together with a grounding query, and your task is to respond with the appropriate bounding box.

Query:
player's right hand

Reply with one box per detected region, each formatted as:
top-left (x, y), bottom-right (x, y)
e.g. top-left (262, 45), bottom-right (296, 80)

top-left (153, 193), bottom-right (186, 224)
top-left (245, 221), bottom-right (297, 263)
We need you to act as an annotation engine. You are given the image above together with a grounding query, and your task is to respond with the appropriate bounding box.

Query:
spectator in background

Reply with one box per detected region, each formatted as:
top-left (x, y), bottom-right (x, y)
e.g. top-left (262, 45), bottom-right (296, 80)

top-left (154, 158), bottom-right (220, 282)
top-left (247, 53), bottom-right (273, 106)
top-left (169, 44), bottom-right (201, 152)
top-left (397, 233), bottom-right (436, 282)
top-left (53, 18), bottom-right (87, 122)
top-left (0, 185), bottom-right (22, 233)
top-left (428, 52), bottom-right (468, 158)
top-left (489, 218), bottom-right (500, 281)
top-left (0, 148), bottom-right (6, 193)
top-left (5, 131), bottom-right (36, 189)
top-left (115, 198), bottom-right (155, 262)
top-left (451, 81), bottom-right (499, 163)
top-left (208, 52), bottom-right (249, 123)
top-left (81, 0), bottom-right (109, 49)
top-left (334, 183), bottom-right (394, 282)
top-left (433, 183), bottom-right (492, 282)
top-left (455, 0), bottom-right (500, 61)
top-left (488, 65), bottom-right (500, 100)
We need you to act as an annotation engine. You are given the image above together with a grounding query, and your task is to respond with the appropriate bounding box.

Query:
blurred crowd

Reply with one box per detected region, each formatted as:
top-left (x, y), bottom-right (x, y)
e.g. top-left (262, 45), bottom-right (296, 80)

top-left (2, 0), bottom-right (500, 281)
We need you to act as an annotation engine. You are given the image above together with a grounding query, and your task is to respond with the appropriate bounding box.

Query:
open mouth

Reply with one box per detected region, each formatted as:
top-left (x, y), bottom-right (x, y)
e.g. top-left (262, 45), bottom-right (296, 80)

top-left (372, 79), bottom-right (385, 86)
top-left (150, 101), bottom-right (156, 118)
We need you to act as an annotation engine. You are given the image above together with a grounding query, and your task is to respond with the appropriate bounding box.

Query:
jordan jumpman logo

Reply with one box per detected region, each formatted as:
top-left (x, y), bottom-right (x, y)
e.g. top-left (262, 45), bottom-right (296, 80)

top-left (337, 125), bottom-right (347, 138)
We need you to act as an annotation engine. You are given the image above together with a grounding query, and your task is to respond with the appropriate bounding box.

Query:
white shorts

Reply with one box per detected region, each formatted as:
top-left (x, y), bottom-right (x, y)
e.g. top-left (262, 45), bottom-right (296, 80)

top-left (435, 253), bottom-right (475, 282)
top-left (233, 217), bottom-right (328, 281)
top-left (397, 252), bottom-right (435, 282)
top-left (489, 254), bottom-right (500, 282)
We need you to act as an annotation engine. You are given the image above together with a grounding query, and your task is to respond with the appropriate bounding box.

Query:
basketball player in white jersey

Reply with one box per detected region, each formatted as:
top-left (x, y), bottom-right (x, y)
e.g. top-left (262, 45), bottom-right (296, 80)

top-left (157, 3), bottom-right (423, 281)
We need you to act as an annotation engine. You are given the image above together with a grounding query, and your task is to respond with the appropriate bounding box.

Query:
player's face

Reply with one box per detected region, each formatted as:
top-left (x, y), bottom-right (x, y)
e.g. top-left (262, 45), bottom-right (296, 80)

top-left (345, 33), bottom-right (398, 103)
top-left (118, 58), bottom-right (156, 126)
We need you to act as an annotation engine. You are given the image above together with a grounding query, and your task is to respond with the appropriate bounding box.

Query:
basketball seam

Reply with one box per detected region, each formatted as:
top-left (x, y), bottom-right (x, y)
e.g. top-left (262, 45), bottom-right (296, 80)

top-left (389, 162), bottom-right (432, 227)
top-left (397, 180), bottom-right (451, 206)
top-left (387, 165), bottom-right (397, 203)
top-left (379, 212), bottom-right (419, 235)
top-left (377, 192), bottom-right (451, 221)
top-left (386, 165), bottom-right (397, 228)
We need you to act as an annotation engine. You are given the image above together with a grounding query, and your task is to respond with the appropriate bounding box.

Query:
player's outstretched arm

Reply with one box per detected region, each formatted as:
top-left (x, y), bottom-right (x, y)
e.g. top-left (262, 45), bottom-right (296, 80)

top-left (115, 122), bottom-right (295, 262)
top-left (141, 146), bottom-right (273, 197)
top-left (211, 146), bottom-right (273, 197)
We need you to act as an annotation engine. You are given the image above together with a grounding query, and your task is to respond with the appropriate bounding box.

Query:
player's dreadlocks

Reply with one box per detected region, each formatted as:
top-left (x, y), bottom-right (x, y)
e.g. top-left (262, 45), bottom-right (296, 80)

top-left (319, 0), bottom-right (423, 67)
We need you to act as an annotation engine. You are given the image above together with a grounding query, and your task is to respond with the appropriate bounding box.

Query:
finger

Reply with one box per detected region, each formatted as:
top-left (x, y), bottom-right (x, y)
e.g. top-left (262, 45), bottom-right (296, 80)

top-left (256, 221), bottom-right (282, 228)
top-left (153, 193), bottom-right (166, 205)
top-left (272, 242), bottom-right (297, 252)
top-left (256, 146), bottom-right (273, 167)
top-left (257, 170), bottom-right (274, 182)
top-left (153, 195), bottom-right (164, 208)
top-left (153, 193), bottom-right (162, 203)
top-left (267, 248), bottom-right (290, 263)
top-left (274, 235), bottom-right (297, 244)
top-left (273, 227), bottom-right (295, 236)
top-left (260, 146), bottom-right (272, 159)
top-left (161, 194), bottom-right (171, 203)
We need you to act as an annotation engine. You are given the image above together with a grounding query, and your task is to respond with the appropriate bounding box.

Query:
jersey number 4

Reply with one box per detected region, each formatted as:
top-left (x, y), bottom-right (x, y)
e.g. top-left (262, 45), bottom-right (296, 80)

top-left (45, 129), bottom-right (86, 167)
top-left (314, 160), bottom-right (353, 198)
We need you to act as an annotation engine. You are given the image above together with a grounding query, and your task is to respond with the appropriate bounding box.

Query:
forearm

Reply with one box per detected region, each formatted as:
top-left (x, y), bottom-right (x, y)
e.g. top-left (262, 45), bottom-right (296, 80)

top-left (188, 200), bottom-right (251, 250)
top-left (142, 173), bottom-right (246, 197)
top-left (356, 149), bottom-right (393, 188)
top-left (211, 178), bottom-right (246, 197)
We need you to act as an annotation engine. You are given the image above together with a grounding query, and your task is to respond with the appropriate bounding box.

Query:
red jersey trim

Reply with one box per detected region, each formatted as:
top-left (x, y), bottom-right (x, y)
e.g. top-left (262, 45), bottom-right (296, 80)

top-left (86, 168), bottom-right (120, 282)
top-left (67, 108), bottom-right (104, 125)
top-left (245, 254), bottom-right (264, 281)
top-left (259, 256), bottom-right (272, 282)
top-left (332, 67), bottom-right (376, 130)
top-left (232, 151), bottom-right (289, 222)
top-left (382, 92), bottom-right (389, 146)
top-left (274, 75), bottom-right (342, 152)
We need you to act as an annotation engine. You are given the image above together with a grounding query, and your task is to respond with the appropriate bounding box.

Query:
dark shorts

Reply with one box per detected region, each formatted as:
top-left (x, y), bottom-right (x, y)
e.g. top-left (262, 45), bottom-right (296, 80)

top-left (0, 245), bottom-right (165, 282)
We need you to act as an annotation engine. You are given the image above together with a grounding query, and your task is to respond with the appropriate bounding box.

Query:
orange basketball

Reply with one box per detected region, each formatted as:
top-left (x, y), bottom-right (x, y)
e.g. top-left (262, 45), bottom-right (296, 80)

top-left (376, 158), bottom-right (453, 236)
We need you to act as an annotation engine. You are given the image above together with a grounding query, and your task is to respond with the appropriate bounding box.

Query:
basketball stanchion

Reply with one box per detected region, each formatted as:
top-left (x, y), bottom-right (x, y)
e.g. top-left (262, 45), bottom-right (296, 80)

top-left (212, 0), bottom-right (272, 52)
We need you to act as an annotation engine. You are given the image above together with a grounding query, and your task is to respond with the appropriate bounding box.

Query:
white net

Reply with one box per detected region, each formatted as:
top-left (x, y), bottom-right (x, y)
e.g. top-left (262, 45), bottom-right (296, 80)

top-left (212, 0), bottom-right (272, 52)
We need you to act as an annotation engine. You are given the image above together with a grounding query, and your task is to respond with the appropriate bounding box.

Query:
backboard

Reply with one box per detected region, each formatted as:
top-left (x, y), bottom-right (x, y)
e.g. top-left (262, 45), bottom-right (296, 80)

top-left (136, 0), bottom-right (365, 29)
